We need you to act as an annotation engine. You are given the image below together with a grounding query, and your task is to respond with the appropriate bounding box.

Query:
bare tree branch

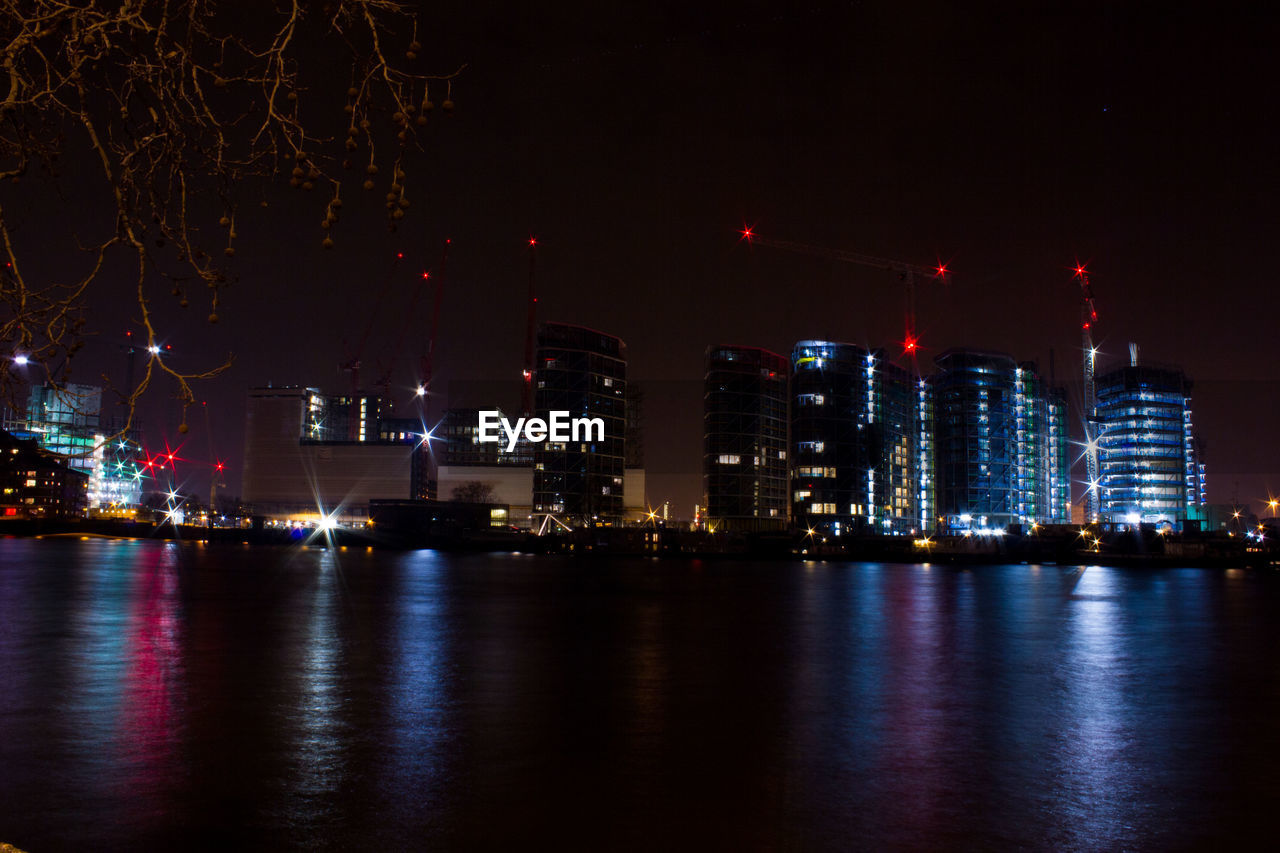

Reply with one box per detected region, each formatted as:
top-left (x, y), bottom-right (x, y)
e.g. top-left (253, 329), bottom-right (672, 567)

top-left (1, 0), bottom-right (464, 438)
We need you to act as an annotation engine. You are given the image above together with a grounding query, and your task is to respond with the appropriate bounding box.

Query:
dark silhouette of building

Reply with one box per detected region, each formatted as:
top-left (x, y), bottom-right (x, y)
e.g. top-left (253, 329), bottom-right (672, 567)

top-left (532, 323), bottom-right (627, 525)
top-left (0, 429), bottom-right (89, 519)
top-left (703, 345), bottom-right (788, 531)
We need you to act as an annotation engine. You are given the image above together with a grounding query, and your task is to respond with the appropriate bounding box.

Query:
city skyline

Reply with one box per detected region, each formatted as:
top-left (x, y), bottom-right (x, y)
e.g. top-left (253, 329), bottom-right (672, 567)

top-left (4, 1), bottom-right (1276, 518)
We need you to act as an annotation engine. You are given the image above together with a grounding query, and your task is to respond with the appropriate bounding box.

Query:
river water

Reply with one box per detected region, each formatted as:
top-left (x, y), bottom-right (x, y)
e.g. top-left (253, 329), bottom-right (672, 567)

top-left (1, 538), bottom-right (1277, 850)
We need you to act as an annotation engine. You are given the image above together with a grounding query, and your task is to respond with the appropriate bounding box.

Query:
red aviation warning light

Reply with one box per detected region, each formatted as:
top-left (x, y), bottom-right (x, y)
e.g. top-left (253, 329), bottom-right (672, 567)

top-left (421, 271), bottom-right (430, 280)
top-left (528, 237), bottom-right (537, 247)
top-left (740, 227), bottom-right (755, 242)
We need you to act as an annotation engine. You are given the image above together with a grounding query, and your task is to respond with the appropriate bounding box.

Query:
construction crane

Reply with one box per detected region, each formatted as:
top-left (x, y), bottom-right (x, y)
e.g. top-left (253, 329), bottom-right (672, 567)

top-left (203, 400), bottom-right (225, 524)
top-left (521, 237), bottom-right (538, 415)
top-left (338, 251), bottom-right (405, 439)
top-left (372, 246), bottom-right (440, 404)
top-left (1074, 262), bottom-right (1100, 522)
top-left (416, 239), bottom-right (452, 408)
top-left (740, 228), bottom-right (948, 364)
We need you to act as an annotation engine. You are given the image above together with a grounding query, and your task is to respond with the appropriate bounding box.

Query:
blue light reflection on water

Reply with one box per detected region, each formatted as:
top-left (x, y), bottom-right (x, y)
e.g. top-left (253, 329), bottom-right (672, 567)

top-left (2, 541), bottom-right (1280, 850)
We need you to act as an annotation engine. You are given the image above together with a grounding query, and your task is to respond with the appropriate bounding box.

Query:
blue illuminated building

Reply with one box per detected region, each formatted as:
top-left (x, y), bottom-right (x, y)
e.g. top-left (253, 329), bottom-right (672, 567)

top-left (1095, 352), bottom-right (1205, 525)
top-left (790, 341), bottom-right (919, 535)
top-left (931, 350), bottom-right (1071, 532)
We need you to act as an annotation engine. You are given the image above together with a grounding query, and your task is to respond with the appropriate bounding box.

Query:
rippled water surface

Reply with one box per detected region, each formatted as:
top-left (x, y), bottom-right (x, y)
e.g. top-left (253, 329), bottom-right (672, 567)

top-left (2, 539), bottom-right (1278, 850)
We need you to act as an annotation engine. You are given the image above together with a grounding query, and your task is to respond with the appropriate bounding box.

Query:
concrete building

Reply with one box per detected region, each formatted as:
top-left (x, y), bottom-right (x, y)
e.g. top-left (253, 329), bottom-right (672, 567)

top-left (241, 386), bottom-right (422, 523)
top-left (438, 402), bottom-right (647, 529)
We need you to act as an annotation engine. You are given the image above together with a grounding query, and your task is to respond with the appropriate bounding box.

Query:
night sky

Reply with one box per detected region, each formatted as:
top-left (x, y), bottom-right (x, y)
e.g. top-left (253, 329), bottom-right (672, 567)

top-left (25, 1), bottom-right (1279, 517)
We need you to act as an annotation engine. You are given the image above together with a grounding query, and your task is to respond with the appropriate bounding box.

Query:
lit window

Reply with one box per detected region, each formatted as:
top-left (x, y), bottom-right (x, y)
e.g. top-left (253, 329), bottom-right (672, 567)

top-left (717, 454), bottom-right (741, 465)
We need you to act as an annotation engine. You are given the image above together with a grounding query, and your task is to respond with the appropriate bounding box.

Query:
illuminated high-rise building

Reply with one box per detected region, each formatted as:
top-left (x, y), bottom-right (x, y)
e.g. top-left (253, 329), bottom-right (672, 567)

top-left (1094, 349), bottom-right (1205, 525)
top-left (932, 350), bottom-right (1070, 531)
top-left (1046, 386), bottom-right (1072, 523)
top-left (703, 345), bottom-right (788, 532)
top-left (790, 341), bottom-right (918, 535)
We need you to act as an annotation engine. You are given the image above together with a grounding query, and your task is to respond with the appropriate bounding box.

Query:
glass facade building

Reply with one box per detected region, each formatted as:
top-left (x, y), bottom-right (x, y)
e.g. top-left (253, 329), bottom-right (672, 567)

top-left (932, 350), bottom-right (1070, 531)
top-left (703, 345), bottom-right (789, 532)
top-left (7, 383), bottom-right (145, 510)
top-left (790, 341), bottom-right (919, 535)
top-left (1047, 386), bottom-right (1072, 523)
top-left (1095, 360), bottom-right (1204, 524)
top-left (532, 323), bottom-right (627, 525)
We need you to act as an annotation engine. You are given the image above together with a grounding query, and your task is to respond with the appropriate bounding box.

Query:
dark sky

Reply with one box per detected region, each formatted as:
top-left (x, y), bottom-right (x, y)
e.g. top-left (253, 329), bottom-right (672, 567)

top-left (28, 0), bottom-right (1279, 516)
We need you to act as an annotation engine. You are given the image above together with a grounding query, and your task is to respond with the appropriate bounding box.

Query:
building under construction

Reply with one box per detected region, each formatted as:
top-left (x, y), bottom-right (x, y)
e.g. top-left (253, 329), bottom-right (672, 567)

top-left (931, 349), bottom-right (1071, 532)
top-left (789, 341), bottom-right (921, 536)
top-left (1094, 348), bottom-right (1206, 525)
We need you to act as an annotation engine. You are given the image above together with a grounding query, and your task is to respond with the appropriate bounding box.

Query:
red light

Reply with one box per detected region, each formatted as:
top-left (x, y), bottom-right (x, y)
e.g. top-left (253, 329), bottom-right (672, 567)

top-left (528, 238), bottom-right (537, 247)
top-left (935, 264), bottom-right (947, 277)
top-left (421, 271), bottom-right (430, 280)
top-left (1083, 322), bottom-right (1091, 330)
top-left (740, 227), bottom-right (754, 242)
top-left (397, 252), bottom-right (404, 259)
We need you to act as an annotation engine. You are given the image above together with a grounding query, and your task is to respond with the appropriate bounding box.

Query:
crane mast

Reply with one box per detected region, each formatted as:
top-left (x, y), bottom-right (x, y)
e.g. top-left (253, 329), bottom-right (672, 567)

top-left (521, 238), bottom-right (538, 416)
top-left (1075, 263), bottom-right (1100, 522)
top-left (418, 239), bottom-right (451, 410)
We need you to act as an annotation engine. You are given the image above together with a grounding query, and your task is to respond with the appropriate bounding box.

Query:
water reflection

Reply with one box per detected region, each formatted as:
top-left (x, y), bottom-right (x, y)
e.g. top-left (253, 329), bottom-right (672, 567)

top-left (281, 550), bottom-right (347, 812)
top-left (3, 542), bottom-right (1280, 849)
top-left (380, 548), bottom-right (450, 835)
top-left (116, 543), bottom-right (186, 820)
